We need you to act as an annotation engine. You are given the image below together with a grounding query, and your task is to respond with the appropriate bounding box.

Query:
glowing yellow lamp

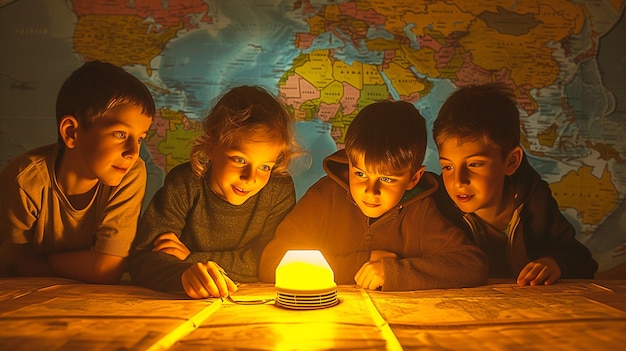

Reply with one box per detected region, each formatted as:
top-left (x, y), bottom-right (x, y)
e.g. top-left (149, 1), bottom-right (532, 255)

top-left (274, 250), bottom-right (338, 310)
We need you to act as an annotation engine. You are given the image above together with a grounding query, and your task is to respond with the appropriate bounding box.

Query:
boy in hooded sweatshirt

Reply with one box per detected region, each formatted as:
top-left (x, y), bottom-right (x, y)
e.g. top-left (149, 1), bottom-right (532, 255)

top-left (259, 100), bottom-right (487, 291)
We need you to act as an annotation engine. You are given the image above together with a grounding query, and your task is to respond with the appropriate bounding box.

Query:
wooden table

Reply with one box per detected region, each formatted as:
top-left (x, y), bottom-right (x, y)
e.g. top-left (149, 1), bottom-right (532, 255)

top-left (0, 278), bottom-right (624, 350)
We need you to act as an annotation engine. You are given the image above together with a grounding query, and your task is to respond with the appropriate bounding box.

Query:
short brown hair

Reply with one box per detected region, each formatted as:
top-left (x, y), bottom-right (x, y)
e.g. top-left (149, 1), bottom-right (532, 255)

top-left (345, 100), bottom-right (427, 175)
top-left (55, 61), bottom-right (155, 143)
top-left (433, 82), bottom-right (520, 157)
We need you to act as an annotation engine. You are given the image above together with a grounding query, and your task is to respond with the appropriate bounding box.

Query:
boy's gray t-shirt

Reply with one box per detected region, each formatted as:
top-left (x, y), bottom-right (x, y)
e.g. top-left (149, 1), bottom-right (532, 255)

top-left (0, 143), bottom-right (146, 271)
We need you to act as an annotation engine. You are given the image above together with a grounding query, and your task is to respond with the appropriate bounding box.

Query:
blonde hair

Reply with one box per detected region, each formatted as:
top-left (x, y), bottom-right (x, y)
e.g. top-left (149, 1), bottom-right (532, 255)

top-left (190, 85), bottom-right (300, 177)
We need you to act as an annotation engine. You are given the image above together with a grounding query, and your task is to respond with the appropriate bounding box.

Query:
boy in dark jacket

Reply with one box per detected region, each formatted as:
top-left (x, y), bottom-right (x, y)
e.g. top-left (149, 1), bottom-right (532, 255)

top-left (433, 83), bottom-right (598, 285)
top-left (260, 100), bottom-right (487, 291)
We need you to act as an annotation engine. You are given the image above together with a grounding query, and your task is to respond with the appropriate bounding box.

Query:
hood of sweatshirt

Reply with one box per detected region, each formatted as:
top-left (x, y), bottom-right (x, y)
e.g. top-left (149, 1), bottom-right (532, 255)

top-left (509, 154), bottom-right (543, 207)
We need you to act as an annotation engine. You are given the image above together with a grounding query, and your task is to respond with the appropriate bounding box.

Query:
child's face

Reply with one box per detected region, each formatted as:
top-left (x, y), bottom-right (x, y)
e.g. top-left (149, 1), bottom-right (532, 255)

top-left (438, 137), bottom-right (518, 217)
top-left (348, 155), bottom-right (423, 218)
top-left (72, 105), bottom-right (152, 187)
top-left (209, 138), bottom-right (282, 205)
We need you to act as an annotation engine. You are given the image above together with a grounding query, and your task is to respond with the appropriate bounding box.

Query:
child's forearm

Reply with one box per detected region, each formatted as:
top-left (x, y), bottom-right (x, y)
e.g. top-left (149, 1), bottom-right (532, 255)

top-left (47, 250), bottom-right (125, 284)
top-left (15, 255), bottom-right (56, 277)
top-left (12, 244), bottom-right (56, 277)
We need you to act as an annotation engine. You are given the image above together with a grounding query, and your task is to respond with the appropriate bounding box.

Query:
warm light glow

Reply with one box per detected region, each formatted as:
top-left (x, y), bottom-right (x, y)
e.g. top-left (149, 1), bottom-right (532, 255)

top-left (274, 250), bottom-right (338, 309)
top-left (275, 250), bottom-right (335, 292)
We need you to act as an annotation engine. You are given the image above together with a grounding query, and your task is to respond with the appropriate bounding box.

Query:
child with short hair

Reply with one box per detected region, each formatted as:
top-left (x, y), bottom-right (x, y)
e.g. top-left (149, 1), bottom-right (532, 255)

top-left (0, 61), bottom-right (155, 284)
top-left (259, 100), bottom-right (488, 291)
top-left (129, 85), bottom-right (301, 299)
top-left (432, 83), bottom-right (598, 285)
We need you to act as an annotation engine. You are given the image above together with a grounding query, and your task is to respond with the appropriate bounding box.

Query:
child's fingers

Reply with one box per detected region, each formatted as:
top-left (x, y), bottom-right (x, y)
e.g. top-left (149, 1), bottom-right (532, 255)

top-left (517, 262), bottom-right (543, 286)
top-left (535, 257), bottom-right (561, 285)
top-left (363, 275), bottom-right (381, 290)
top-left (182, 265), bottom-right (214, 299)
top-left (518, 258), bottom-right (562, 286)
top-left (152, 234), bottom-right (191, 260)
top-left (209, 263), bottom-right (238, 293)
top-left (543, 271), bottom-right (561, 285)
top-left (205, 262), bottom-right (230, 297)
top-left (190, 263), bottom-right (221, 297)
top-left (354, 262), bottom-right (384, 290)
top-left (353, 262), bottom-right (368, 285)
top-left (152, 240), bottom-right (176, 252)
top-left (532, 266), bottom-right (561, 286)
top-left (224, 274), bottom-right (239, 293)
top-left (361, 271), bottom-right (383, 290)
top-left (152, 242), bottom-right (188, 260)
top-left (356, 271), bottom-right (369, 288)
top-left (184, 279), bottom-right (209, 299)
top-left (153, 232), bottom-right (178, 246)
top-left (529, 265), bottom-right (549, 286)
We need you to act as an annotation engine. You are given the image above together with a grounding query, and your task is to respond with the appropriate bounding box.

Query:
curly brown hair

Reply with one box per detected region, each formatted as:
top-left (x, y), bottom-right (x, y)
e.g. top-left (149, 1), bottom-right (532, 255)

top-left (190, 85), bottom-right (301, 177)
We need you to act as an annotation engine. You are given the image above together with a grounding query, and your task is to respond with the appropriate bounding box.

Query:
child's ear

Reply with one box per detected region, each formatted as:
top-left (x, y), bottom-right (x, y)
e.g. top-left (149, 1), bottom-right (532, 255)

top-left (406, 165), bottom-right (425, 190)
top-left (59, 115), bottom-right (79, 149)
top-left (505, 146), bottom-right (524, 176)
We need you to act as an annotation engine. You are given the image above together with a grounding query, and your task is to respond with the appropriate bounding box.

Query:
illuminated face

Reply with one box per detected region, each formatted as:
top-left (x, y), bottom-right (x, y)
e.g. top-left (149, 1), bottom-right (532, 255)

top-left (348, 154), bottom-right (423, 218)
top-left (73, 105), bottom-right (152, 187)
top-left (438, 137), bottom-right (517, 218)
top-left (209, 137), bottom-right (282, 205)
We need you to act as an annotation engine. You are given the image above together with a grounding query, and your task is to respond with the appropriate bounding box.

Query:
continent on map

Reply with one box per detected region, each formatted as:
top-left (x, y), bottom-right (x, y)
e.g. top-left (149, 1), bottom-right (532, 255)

top-left (279, 49), bottom-right (400, 144)
top-left (74, 15), bottom-right (181, 74)
top-left (550, 165), bottom-right (619, 226)
top-left (144, 108), bottom-right (203, 172)
top-left (71, 0), bottom-right (212, 75)
top-left (301, 0), bottom-right (598, 126)
top-left (71, 0), bottom-right (212, 29)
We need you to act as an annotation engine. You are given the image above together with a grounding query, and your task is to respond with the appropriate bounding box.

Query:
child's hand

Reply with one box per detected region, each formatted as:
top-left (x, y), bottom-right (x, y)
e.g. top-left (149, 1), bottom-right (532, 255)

top-left (517, 257), bottom-right (562, 286)
top-left (181, 261), bottom-right (238, 299)
top-left (152, 232), bottom-right (191, 260)
top-left (369, 250), bottom-right (397, 262)
top-left (354, 261), bottom-right (385, 290)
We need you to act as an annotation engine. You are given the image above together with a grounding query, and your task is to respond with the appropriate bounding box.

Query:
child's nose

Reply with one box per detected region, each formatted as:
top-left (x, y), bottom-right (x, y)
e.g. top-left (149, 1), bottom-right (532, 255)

top-left (123, 139), bottom-right (140, 159)
top-left (454, 167), bottom-right (470, 186)
top-left (240, 166), bottom-right (256, 183)
top-left (365, 181), bottom-right (381, 195)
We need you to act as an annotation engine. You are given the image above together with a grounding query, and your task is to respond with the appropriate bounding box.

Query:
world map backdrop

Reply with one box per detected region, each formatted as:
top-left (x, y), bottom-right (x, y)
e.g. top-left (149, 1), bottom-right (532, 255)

top-left (1, 0), bottom-right (625, 274)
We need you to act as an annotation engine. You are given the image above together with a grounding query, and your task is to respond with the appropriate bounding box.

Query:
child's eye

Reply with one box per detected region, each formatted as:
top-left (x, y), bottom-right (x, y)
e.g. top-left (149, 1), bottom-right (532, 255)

top-left (259, 164), bottom-right (272, 172)
top-left (113, 131), bottom-right (127, 139)
top-left (468, 162), bottom-right (483, 168)
top-left (441, 165), bottom-right (453, 172)
top-left (354, 171), bottom-right (366, 178)
top-left (380, 177), bottom-right (393, 183)
top-left (233, 157), bottom-right (246, 165)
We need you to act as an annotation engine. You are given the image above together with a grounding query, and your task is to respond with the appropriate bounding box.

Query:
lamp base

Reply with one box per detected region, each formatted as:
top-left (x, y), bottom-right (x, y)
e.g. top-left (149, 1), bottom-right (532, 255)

top-left (275, 286), bottom-right (339, 310)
